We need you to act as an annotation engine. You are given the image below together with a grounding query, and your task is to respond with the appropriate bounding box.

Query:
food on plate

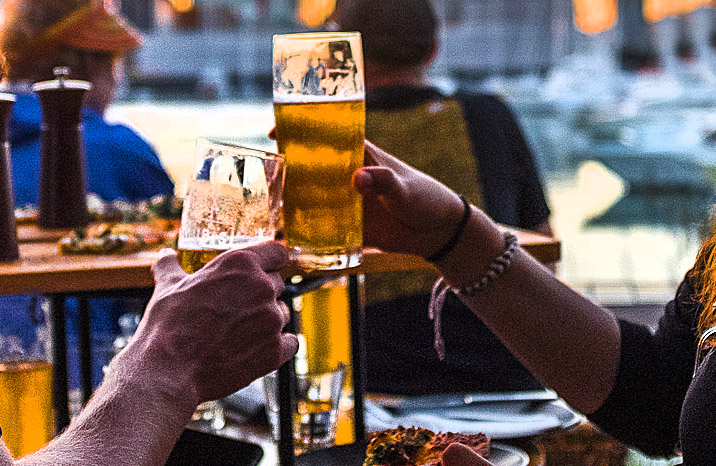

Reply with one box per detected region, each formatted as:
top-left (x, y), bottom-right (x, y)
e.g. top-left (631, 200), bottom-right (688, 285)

top-left (14, 205), bottom-right (38, 224)
top-left (17, 194), bottom-right (183, 225)
top-left (363, 426), bottom-right (489, 466)
top-left (58, 219), bottom-right (180, 255)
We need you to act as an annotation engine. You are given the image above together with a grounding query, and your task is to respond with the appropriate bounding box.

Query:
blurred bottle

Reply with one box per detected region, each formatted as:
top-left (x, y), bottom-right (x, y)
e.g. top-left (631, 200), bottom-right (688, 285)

top-left (0, 308), bottom-right (54, 457)
top-left (294, 277), bottom-right (354, 445)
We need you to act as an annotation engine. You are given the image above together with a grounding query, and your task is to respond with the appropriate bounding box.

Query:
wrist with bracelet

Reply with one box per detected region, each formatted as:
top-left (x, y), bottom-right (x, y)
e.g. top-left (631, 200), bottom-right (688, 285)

top-left (426, 194), bottom-right (520, 360)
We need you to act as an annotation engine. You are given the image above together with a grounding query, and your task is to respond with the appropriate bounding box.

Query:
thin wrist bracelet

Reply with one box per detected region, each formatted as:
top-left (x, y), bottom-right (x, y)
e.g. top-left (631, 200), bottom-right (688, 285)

top-left (428, 232), bottom-right (520, 361)
top-left (426, 194), bottom-right (471, 263)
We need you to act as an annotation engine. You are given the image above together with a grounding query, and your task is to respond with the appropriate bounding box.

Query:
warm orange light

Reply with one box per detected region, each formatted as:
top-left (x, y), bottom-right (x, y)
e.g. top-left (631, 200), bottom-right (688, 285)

top-left (643, 0), bottom-right (710, 22)
top-left (296, 0), bottom-right (337, 28)
top-left (573, 0), bottom-right (618, 34)
top-left (170, 0), bottom-right (194, 14)
top-left (681, 0), bottom-right (712, 13)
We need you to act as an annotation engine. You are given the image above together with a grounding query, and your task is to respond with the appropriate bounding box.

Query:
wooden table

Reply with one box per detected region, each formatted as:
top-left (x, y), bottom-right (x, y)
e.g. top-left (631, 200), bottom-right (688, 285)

top-left (0, 226), bottom-right (560, 465)
top-left (2, 226), bottom-right (560, 295)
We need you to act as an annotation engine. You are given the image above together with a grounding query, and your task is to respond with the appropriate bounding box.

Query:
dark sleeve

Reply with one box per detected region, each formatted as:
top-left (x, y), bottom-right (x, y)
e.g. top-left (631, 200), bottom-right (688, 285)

top-left (455, 92), bottom-right (550, 230)
top-left (500, 99), bottom-right (551, 230)
top-left (588, 277), bottom-right (699, 457)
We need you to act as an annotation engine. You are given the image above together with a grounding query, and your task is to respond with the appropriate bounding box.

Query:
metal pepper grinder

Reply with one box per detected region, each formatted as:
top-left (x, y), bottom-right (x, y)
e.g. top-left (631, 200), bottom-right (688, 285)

top-left (33, 67), bottom-right (91, 229)
top-left (0, 92), bottom-right (19, 262)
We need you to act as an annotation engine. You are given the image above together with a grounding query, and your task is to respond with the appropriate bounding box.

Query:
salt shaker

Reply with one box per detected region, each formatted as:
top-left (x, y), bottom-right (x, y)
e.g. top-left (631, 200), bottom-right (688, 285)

top-left (33, 67), bottom-right (91, 229)
top-left (0, 92), bottom-right (19, 262)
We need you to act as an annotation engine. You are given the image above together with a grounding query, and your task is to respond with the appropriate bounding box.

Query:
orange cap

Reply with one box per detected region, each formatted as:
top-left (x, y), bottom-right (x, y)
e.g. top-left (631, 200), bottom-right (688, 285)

top-left (0, 0), bottom-right (141, 64)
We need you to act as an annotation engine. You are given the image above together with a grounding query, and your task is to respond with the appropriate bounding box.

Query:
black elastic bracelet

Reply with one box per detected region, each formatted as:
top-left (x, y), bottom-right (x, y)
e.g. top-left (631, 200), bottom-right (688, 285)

top-left (426, 194), bottom-right (471, 263)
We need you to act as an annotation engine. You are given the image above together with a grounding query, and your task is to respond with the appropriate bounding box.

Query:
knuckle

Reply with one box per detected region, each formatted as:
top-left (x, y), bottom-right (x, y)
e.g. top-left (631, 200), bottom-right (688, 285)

top-left (263, 340), bottom-right (285, 367)
top-left (264, 305), bottom-right (285, 332)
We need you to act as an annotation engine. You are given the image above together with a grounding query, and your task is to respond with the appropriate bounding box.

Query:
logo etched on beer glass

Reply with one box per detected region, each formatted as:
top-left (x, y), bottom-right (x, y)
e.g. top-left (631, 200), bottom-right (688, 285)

top-left (177, 139), bottom-right (285, 273)
top-left (273, 32), bottom-right (365, 270)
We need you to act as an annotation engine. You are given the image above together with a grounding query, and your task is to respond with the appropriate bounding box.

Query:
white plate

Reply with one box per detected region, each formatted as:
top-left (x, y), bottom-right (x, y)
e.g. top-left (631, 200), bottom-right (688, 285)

top-left (371, 396), bottom-right (583, 440)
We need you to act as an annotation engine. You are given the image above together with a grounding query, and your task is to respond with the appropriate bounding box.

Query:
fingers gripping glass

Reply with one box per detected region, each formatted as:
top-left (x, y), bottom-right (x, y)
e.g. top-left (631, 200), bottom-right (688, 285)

top-left (177, 139), bottom-right (286, 273)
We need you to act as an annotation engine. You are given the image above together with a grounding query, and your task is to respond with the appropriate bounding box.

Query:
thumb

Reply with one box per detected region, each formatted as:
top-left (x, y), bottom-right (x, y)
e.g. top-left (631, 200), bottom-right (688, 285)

top-left (151, 248), bottom-right (186, 288)
top-left (441, 443), bottom-right (494, 466)
top-left (352, 166), bottom-right (405, 198)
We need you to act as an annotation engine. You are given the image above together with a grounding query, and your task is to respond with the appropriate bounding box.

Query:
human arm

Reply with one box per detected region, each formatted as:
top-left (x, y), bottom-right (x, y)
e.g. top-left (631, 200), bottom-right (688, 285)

top-left (354, 141), bottom-right (619, 413)
top-left (11, 243), bottom-right (297, 466)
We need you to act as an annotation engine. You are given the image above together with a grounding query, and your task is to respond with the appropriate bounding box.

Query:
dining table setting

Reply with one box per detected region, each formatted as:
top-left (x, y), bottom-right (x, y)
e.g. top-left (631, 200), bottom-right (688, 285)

top-left (0, 25), bottom-right (637, 466)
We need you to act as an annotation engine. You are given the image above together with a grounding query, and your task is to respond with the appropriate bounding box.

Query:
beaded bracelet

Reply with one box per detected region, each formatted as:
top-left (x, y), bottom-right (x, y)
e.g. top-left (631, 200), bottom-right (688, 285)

top-left (453, 232), bottom-right (519, 296)
top-left (428, 232), bottom-right (520, 360)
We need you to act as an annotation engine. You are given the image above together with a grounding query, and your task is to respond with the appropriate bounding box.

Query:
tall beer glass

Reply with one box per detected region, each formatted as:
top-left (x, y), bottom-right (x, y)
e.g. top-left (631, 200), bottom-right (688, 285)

top-left (272, 32), bottom-right (365, 270)
top-left (177, 139), bottom-right (286, 273)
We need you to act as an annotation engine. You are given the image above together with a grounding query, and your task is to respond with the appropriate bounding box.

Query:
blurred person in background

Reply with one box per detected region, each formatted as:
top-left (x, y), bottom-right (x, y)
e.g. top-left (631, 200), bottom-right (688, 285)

top-left (0, 0), bottom-right (174, 387)
top-left (0, 0), bottom-right (174, 203)
top-left (334, 0), bottom-right (553, 396)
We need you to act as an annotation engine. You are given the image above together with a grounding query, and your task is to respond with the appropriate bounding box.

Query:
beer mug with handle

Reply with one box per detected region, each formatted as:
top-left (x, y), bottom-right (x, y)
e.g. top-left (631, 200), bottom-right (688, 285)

top-left (177, 139), bottom-right (286, 273)
top-left (272, 32), bottom-right (366, 270)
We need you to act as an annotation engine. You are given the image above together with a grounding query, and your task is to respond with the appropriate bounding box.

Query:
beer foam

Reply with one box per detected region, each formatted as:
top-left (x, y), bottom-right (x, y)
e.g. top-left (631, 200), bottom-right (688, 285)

top-left (177, 234), bottom-right (270, 251)
top-left (273, 93), bottom-right (365, 104)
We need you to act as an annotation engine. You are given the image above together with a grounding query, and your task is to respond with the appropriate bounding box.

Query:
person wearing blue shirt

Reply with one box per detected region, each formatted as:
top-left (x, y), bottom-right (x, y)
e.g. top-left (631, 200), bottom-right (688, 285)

top-left (0, 0), bottom-right (174, 387)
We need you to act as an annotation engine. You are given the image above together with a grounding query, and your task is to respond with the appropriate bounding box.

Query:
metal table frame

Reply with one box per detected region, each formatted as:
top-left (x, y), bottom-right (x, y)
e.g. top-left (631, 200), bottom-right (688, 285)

top-left (47, 288), bottom-right (154, 433)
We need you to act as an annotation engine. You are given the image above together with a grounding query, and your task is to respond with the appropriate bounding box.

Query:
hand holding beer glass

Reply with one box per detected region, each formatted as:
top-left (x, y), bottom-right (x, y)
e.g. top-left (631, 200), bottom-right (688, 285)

top-left (272, 33), bottom-right (365, 270)
top-left (177, 139), bottom-right (286, 273)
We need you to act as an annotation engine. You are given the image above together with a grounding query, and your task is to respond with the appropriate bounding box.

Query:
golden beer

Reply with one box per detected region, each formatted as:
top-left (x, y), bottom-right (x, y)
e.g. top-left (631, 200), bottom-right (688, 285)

top-left (176, 248), bottom-right (222, 274)
top-left (274, 99), bottom-right (365, 268)
top-left (0, 360), bottom-right (54, 458)
top-left (295, 278), bottom-right (355, 445)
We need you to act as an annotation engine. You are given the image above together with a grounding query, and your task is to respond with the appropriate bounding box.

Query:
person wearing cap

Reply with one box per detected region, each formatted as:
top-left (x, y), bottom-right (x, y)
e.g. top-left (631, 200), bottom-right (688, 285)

top-left (0, 0), bottom-right (174, 204)
top-left (334, 0), bottom-right (553, 396)
top-left (0, 0), bottom-right (174, 389)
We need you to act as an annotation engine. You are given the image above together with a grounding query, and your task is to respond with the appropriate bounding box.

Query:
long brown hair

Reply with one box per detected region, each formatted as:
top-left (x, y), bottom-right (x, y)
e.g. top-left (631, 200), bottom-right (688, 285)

top-left (690, 207), bottom-right (716, 336)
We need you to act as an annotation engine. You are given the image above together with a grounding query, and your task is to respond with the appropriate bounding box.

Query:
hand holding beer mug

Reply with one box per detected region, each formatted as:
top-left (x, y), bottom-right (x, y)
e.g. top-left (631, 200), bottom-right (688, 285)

top-left (177, 139), bottom-right (286, 273)
top-left (272, 32), bottom-right (365, 270)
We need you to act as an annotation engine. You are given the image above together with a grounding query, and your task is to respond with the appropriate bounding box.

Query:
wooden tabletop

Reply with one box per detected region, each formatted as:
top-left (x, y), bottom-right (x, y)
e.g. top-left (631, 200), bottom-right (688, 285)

top-left (0, 227), bottom-right (560, 296)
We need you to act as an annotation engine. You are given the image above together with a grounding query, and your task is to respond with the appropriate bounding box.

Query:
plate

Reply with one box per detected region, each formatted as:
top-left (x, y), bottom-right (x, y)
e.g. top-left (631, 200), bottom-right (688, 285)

top-left (295, 441), bottom-right (528, 466)
top-left (370, 397), bottom-right (583, 440)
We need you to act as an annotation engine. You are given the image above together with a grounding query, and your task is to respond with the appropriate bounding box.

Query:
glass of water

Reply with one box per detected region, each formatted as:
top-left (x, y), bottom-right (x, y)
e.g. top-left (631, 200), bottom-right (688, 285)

top-left (176, 138), bottom-right (285, 273)
top-left (263, 364), bottom-right (344, 453)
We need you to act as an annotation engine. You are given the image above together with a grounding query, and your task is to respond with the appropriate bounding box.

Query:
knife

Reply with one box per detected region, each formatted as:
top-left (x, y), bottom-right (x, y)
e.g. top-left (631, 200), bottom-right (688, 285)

top-left (388, 389), bottom-right (559, 412)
